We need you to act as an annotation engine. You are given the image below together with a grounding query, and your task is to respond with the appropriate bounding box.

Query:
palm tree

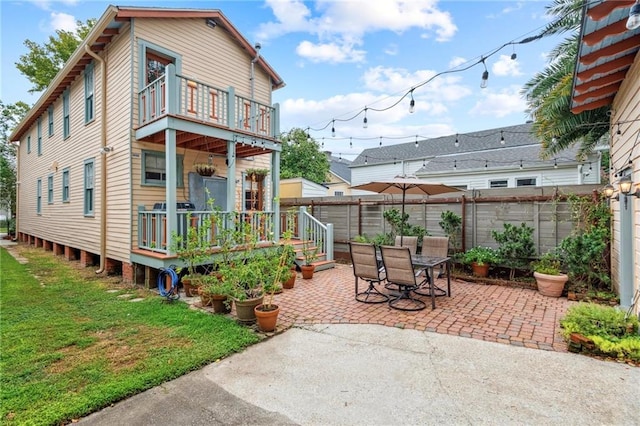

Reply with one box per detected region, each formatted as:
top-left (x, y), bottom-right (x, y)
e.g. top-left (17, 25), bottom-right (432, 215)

top-left (522, 0), bottom-right (609, 160)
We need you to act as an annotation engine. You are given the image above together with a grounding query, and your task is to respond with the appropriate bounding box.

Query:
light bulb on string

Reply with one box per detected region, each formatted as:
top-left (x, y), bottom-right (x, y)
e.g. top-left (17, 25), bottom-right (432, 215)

top-left (500, 130), bottom-right (505, 145)
top-left (363, 108), bottom-right (368, 129)
top-left (349, 137), bottom-right (352, 149)
top-left (321, 137), bottom-right (324, 149)
top-left (454, 134), bottom-right (459, 148)
top-left (519, 160), bottom-right (523, 170)
top-left (510, 45), bottom-right (517, 60)
top-left (554, 159), bottom-right (558, 169)
top-left (454, 160), bottom-right (457, 170)
top-left (379, 137), bottom-right (382, 147)
top-left (331, 120), bottom-right (335, 137)
top-left (409, 90), bottom-right (415, 113)
top-left (480, 59), bottom-right (489, 89)
top-left (415, 135), bottom-right (419, 148)
top-left (485, 160), bottom-right (488, 169)
top-left (364, 156), bottom-right (368, 165)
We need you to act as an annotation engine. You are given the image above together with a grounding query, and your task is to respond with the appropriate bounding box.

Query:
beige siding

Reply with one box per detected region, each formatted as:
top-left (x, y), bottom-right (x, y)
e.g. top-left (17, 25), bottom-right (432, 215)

top-left (133, 18), bottom-right (271, 105)
top-left (610, 50), bottom-right (640, 313)
top-left (103, 23), bottom-right (134, 262)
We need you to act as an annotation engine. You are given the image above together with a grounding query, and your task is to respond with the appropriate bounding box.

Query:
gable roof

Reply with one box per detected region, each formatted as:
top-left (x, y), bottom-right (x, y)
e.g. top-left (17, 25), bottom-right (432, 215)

top-left (329, 155), bottom-right (352, 183)
top-left (10, 5), bottom-right (285, 142)
top-left (571, 0), bottom-right (640, 113)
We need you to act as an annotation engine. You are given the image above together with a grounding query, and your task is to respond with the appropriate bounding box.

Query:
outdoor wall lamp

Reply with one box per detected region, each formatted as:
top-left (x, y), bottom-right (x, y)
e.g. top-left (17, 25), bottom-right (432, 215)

top-left (605, 176), bottom-right (640, 208)
top-left (627, 0), bottom-right (640, 30)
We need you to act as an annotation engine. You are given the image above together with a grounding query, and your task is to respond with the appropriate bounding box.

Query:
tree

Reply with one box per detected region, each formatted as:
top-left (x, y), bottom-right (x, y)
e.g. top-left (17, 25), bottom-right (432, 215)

top-left (279, 128), bottom-right (330, 184)
top-left (522, 0), bottom-right (609, 160)
top-left (15, 19), bottom-right (95, 93)
top-left (0, 100), bottom-right (30, 227)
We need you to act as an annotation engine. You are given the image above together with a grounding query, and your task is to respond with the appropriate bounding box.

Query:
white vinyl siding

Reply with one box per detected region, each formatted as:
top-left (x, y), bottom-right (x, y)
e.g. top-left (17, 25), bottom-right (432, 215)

top-left (84, 159), bottom-right (94, 216)
top-left (62, 168), bottom-right (70, 202)
top-left (84, 63), bottom-right (94, 123)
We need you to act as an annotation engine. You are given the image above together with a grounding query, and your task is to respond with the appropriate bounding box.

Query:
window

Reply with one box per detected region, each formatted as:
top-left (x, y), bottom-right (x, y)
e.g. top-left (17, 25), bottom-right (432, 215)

top-left (334, 191), bottom-right (344, 196)
top-left (48, 105), bottom-right (54, 136)
top-left (516, 178), bottom-right (537, 187)
top-left (489, 179), bottom-right (508, 188)
top-left (27, 135), bottom-right (31, 153)
top-left (84, 159), bottom-right (94, 215)
top-left (36, 178), bottom-right (42, 214)
top-left (37, 118), bottom-right (42, 156)
top-left (244, 175), bottom-right (264, 211)
top-left (84, 63), bottom-right (94, 123)
top-left (63, 89), bottom-right (70, 139)
top-left (62, 168), bottom-right (70, 202)
top-left (141, 150), bottom-right (183, 187)
top-left (47, 174), bottom-right (54, 204)
top-left (146, 51), bottom-right (172, 85)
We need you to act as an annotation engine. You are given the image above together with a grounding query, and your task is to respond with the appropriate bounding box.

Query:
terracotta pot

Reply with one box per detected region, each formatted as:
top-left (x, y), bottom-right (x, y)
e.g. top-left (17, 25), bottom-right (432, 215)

top-left (198, 288), bottom-right (214, 307)
top-left (254, 304), bottom-right (280, 332)
top-left (182, 277), bottom-right (199, 297)
top-left (233, 295), bottom-right (264, 324)
top-left (301, 264), bottom-right (315, 279)
top-left (282, 268), bottom-right (297, 289)
top-left (534, 271), bottom-right (568, 297)
top-left (210, 294), bottom-right (231, 314)
top-left (471, 262), bottom-right (489, 277)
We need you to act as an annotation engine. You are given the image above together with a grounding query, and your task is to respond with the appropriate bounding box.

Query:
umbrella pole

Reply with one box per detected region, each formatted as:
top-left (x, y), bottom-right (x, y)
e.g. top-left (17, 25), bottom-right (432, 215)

top-left (400, 189), bottom-right (406, 246)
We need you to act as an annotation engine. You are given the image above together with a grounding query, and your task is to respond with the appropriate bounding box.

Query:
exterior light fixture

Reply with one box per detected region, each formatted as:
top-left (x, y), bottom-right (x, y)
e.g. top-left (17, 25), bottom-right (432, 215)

top-left (454, 134), bottom-right (459, 148)
top-left (364, 156), bottom-right (368, 165)
top-left (415, 135), bottom-right (419, 148)
top-left (363, 108), bottom-right (368, 129)
top-left (331, 120), bottom-right (335, 137)
top-left (379, 137), bottom-right (382, 147)
top-left (409, 90), bottom-right (415, 113)
top-left (349, 137), bottom-right (353, 148)
top-left (607, 176), bottom-right (640, 208)
top-left (500, 130), bottom-right (505, 145)
top-left (480, 59), bottom-right (489, 89)
top-left (485, 160), bottom-right (488, 169)
top-left (619, 175), bottom-right (633, 194)
top-left (603, 184), bottom-right (616, 199)
top-left (627, 1), bottom-right (640, 30)
top-left (519, 160), bottom-right (523, 170)
top-left (554, 159), bottom-right (558, 169)
top-left (454, 160), bottom-right (457, 170)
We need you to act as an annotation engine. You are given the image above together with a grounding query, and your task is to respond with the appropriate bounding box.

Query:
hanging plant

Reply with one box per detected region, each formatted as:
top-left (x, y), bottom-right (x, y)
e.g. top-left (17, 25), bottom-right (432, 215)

top-left (194, 163), bottom-right (216, 176)
top-left (246, 168), bottom-right (270, 181)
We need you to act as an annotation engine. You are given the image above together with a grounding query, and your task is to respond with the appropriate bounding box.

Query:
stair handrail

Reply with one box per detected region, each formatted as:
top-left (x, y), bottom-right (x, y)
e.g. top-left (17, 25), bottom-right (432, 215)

top-left (298, 206), bottom-right (333, 261)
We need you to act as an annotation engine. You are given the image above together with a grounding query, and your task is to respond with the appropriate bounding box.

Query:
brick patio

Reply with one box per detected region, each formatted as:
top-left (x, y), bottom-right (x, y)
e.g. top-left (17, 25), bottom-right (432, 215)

top-left (268, 264), bottom-right (573, 352)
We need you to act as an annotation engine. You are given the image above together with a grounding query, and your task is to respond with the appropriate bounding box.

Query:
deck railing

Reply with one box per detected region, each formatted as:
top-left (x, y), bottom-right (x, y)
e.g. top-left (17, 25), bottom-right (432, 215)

top-left (137, 68), bottom-right (277, 138)
top-left (297, 207), bottom-right (334, 261)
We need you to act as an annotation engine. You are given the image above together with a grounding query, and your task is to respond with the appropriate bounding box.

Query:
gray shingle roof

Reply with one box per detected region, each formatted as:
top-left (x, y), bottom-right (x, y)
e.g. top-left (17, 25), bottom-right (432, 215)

top-left (329, 155), bottom-right (352, 182)
top-left (351, 122), bottom-right (559, 167)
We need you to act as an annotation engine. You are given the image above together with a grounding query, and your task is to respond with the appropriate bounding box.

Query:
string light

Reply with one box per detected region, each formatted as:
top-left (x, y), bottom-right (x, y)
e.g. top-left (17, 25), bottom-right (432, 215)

top-left (409, 89), bottom-right (415, 113)
top-left (519, 160), bottom-right (523, 170)
top-left (454, 134), bottom-right (459, 148)
top-left (500, 130), bottom-right (505, 145)
top-left (364, 156), bottom-right (368, 165)
top-left (349, 137), bottom-right (352, 149)
top-left (331, 120), bottom-right (335, 137)
top-left (480, 58), bottom-right (489, 89)
top-left (616, 123), bottom-right (621, 135)
top-left (554, 158), bottom-right (558, 169)
top-left (415, 135), bottom-right (419, 148)
top-left (363, 108), bottom-right (368, 129)
top-left (454, 160), bottom-right (457, 170)
top-left (379, 137), bottom-right (382, 147)
top-left (485, 160), bottom-right (488, 169)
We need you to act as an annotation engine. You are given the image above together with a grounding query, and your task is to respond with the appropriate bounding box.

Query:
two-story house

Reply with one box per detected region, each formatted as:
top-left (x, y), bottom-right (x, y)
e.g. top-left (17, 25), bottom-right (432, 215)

top-left (349, 122), bottom-right (601, 192)
top-left (571, 0), bottom-right (640, 315)
top-left (10, 6), bottom-right (286, 284)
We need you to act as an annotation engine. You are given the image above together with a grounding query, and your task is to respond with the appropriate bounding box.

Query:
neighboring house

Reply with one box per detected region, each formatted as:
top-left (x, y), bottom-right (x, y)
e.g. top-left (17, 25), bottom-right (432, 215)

top-left (9, 6), bottom-right (286, 282)
top-left (571, 0), bottom-right (640, 315)
top-left (350, 122), bottom-right (601, 193)
top-left (280, 177), bottom-right (328, 198)
top-left (325, 153), bottom-right (352, 196)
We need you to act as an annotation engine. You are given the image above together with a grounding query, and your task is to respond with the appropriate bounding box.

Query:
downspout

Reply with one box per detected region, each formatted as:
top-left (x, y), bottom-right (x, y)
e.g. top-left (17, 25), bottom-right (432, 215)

top-left (11, 142), bottom-right (20, 241)
top-left (85, 45), bottom-right (108, 274)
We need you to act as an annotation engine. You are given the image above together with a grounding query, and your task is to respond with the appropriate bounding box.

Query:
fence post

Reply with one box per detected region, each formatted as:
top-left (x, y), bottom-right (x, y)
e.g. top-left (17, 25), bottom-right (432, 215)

top-left (326, 223), bottom-right (334, 261)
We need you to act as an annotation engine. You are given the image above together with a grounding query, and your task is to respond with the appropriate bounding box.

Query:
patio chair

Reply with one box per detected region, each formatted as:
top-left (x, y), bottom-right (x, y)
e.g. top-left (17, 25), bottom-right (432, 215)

top-left (394, 236), bottom-right (418, 255)
top-left (421, 236), bottom-right (449, 278)
top-left (349, 242), bottom-right (389, 304)
top-left (380, 245), bottom-right (427, 311)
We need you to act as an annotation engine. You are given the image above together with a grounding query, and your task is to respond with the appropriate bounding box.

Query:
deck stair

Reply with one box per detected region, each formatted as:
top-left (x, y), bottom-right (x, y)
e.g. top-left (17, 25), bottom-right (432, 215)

top-left (288, 239), bottom-right (335, 272)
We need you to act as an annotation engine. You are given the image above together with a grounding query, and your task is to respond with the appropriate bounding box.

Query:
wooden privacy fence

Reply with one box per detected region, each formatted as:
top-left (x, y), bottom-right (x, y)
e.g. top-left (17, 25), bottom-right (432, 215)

top-left (280, 184), bottom-right (603, 258)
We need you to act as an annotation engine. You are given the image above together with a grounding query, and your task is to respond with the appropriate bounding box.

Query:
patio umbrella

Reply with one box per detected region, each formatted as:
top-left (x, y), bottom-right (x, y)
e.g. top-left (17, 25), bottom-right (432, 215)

top-left (351, 176), bottom-right (461, 245)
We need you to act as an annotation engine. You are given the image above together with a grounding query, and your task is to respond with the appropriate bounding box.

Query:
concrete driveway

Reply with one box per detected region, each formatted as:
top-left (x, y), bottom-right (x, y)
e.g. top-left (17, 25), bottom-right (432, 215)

top-left (81, 324), bottom-right (639, 425)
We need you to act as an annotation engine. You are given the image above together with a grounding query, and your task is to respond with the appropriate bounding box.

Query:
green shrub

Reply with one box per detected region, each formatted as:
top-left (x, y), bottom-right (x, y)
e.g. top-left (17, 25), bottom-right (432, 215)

top-left (462, 246), bottom-right (499, 266)
top-left (491, 223), bottom-right (536, 280)
top-left (560, 303), bottom-right (640, 362)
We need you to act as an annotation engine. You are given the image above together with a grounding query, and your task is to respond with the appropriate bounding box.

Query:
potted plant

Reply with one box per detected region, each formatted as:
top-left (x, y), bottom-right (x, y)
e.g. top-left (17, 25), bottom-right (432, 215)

top-left (300, 237), bottom-right (320, 279)
top-left (199, 273), bottom-right (233, 313)
top-left (254, 244), bottom-right (291, 332)
top-left (245, 167), bottom-right (270, 181)
top-left (462, 246), bottom-right (499, 277)
top-left (531, 252), bottom-right (569, 297)
top-left (193, 163), bottom-right (216, 176)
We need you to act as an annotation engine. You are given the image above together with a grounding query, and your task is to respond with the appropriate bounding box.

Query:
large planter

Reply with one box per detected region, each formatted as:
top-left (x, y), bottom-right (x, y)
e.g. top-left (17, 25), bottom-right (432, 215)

top-left (471, 262), bottom-right (489, 277)
top-left (211, 294), bottom-right (231, 314)
top-left (254, 304), bottom-right (280, 332)
top-left (534, 271), bottom-right (568, 297)
top-left (198, 288), bottom-right (214, 307)
top-left (301, 265), bottom-right (315, 279)
top-left (234, 295), bottom-right (264, 324)
top-left (182, 277), bottom-right (199, 297)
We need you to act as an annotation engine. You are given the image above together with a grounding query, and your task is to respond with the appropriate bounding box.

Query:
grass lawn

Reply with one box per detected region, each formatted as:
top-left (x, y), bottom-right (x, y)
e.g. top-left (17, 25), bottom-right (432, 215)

top-left (0, 246), bottom-right (260, 425)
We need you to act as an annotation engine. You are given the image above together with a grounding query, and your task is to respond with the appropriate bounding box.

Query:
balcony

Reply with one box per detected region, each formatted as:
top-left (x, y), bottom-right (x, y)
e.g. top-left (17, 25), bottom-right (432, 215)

top-left (136, 65), bottom-right (279, 157)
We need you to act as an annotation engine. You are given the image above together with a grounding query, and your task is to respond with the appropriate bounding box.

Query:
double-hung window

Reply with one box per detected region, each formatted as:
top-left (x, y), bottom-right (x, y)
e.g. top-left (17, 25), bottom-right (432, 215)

top-left (84, 63), bottom-right (94, 123)
top-left (36, 179), bottom-right (42, 214)
top-left (62, 168), bottom-right (70, 202)
top-left (141, 150), bottom-right (183, 187)
top-left (47, 174), bottom-right (54, 204)
top-left (37, 118), bottom-right (42, 156)
top-left (63, 89), bottom-right (70, 139)
top-left (84, 159), bottom-right (94, 216)
top-left (48, 105), bottom-right (54, 136)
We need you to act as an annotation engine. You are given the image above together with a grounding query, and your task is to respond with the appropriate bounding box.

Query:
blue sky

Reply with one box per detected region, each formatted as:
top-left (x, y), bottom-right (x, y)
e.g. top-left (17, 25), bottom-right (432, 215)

top-left (1, 0), bottom-right (564, 159)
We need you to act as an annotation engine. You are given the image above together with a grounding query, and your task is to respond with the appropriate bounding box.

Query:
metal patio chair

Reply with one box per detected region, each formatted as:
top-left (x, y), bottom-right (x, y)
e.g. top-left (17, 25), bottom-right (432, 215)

top-left (349, 242), bottom-right (389, 304)
top-left (380, 245), bottom-right (427, 311)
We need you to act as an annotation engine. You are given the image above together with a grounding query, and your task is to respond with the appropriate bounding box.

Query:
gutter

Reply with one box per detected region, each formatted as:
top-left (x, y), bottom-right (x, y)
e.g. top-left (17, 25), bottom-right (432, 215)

top-left (84, 45), bottom-right (108, 274)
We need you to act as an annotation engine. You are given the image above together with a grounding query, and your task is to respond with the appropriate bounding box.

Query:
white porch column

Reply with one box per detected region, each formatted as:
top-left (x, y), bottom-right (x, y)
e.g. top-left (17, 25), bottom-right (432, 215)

top-left (165, 128), bottom-right (177, 254)
top-left (226, 140), bottom-right (236, 211)
top-left (272, 150), bottom-right (280, 240)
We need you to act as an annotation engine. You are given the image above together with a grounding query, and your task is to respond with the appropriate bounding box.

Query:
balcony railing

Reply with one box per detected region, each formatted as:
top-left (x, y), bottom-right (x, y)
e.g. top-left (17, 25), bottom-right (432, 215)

top-left (138, 209), bottom-right (276, 254)
top-left (138, 66), bottom-right (277, 138)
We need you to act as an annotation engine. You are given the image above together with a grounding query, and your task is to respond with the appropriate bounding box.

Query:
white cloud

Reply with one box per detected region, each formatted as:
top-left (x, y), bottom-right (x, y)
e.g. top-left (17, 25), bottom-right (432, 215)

top-left (296, 40), bottom-right (366, 64)
top-left (257, 0), bottom-right (457, 63)
top-left (29, 0), bottom-right (78, 11)
top-left (448, 56), bottom-right (467, 69)
top-left (468, 86), bottom-right (527, 118)
top-left (491, 54), bottom-right (522, 77)
top-left (50, 12), bottom-right (77, 32)
top-left (384, 43), bottom-right (398, 56)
